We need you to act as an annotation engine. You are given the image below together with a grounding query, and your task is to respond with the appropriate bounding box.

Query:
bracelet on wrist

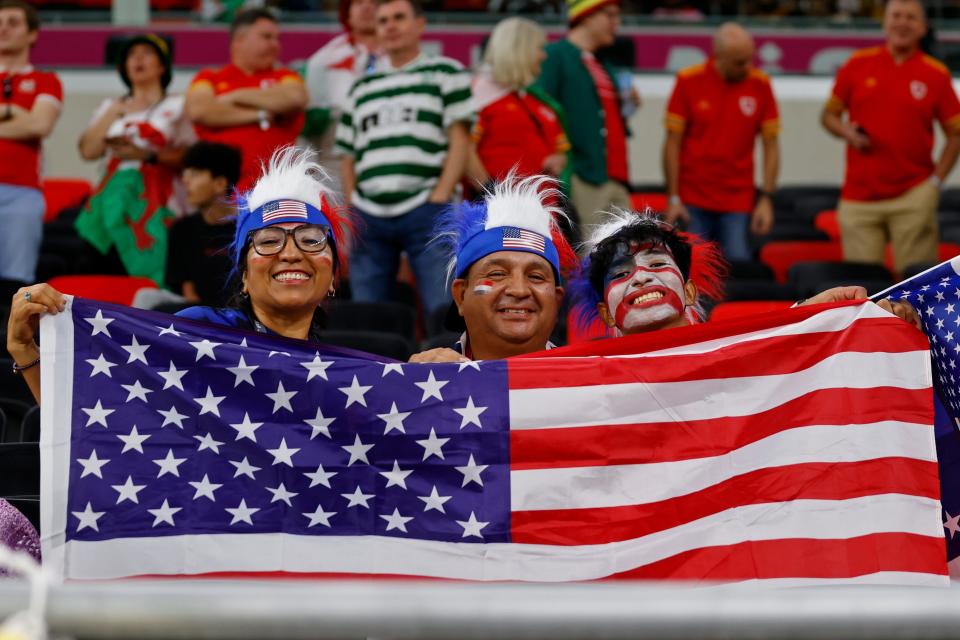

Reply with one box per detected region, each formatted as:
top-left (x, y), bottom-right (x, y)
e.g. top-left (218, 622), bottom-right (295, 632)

top-left (12, 356), bottom-right (40, 375)
top-left (668, 195), bottom-right (681, 206)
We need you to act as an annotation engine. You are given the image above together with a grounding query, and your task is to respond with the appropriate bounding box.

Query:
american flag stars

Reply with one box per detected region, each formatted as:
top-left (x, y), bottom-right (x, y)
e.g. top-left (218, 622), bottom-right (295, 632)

top-left (66, 300), bottom-right (511, 546)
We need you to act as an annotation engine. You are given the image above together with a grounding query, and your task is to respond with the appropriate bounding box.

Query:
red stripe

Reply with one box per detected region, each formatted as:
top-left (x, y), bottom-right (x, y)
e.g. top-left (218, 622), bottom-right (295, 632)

top-left (509, 318), bottom-right (924, 389)
top-left (510, 458), bottom-right (940, 545)
top-left (601, 533), bottom-right (948, 580)
top-left (511, 387), bottom-right (933, 470)
top-left (522, 300), bottom-right (928, 360)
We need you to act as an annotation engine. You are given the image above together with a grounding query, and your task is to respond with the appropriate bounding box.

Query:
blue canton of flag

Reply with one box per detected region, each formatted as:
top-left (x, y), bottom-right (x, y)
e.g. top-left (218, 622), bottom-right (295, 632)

top-left (60, 298), bottom-right (509, 562)
top-left (877, 257), bottom-right (960, 574)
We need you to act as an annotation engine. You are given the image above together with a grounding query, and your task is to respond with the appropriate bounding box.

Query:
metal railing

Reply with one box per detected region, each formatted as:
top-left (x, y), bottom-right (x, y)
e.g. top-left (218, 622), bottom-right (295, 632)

top-left (2, 577), bottom-right (960, 639)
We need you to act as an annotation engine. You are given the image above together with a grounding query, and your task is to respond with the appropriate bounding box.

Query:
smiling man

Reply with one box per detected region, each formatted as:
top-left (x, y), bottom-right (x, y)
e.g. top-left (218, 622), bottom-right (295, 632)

top-left (410, 175), bottom-right (575, 362)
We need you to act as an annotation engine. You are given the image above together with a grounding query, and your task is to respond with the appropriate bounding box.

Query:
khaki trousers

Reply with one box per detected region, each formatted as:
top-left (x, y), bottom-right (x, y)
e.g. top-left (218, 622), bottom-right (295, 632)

top-left (571, 174), bottom-right (632, 230)
top-left (837, 180), bottom-right (939, 273)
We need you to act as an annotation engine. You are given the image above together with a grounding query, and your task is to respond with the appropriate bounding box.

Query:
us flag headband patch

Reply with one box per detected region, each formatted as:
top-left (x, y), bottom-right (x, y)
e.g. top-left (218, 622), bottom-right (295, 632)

top-left (502, 228), bottom-right (546, 253)
top-left (261, 200), bottom-right (309, 223)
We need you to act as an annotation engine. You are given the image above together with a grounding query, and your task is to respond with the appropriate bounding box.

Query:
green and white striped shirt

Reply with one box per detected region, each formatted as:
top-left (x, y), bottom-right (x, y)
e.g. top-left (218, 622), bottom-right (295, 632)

top-left (335, 53), bottom-right (473, 217)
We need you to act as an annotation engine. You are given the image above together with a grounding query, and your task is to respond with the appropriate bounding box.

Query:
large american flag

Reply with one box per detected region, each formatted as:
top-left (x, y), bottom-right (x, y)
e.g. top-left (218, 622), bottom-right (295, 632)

top-left (40, 297), bottom-right (946, 584)
top-left (875, 256), bottom-right (960, 577)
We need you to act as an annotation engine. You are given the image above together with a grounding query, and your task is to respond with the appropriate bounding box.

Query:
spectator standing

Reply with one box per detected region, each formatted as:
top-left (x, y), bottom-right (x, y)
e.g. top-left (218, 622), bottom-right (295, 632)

top-left (75, 34), bottom-right (194, 286)
top-left (302, 0), bottom-right (378, 168)
top-left (467, 17), bottom-right (570, 200)
top-left (186, 8), bottom-right (307, 192)
top-left (821, 0), bottom-right (960, 273)
top-left (134, 141), bottom-right (242, 310)
top-left (0, 0), bottom-right (61, 285)
top-left (336, 0), bottom-right (472, 315)
top-left (663, 22), bottom-right (779, 261)
top-left (536, 0), bottom-right (635, 229)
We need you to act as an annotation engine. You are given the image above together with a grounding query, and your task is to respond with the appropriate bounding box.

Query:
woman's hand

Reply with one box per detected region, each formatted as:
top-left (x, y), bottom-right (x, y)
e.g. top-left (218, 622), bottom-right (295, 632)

top-left (6, 284), bottom-right (65, 362)
top-left (876, 298), bottom-right (922, 331)
top-left (106, 137), bottom-right (151, 161)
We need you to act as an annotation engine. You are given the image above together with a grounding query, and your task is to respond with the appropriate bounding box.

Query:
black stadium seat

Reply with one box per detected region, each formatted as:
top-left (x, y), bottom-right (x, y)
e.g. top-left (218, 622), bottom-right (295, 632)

top-left (0, 442), bottom-right (39, 498)
top-left (20, 405), bottom-right (40, 443)
top-left (321, 330), bottom-right (416, 362)
top-left (326, 301), bottom-right (417, 343)
top-left (788, 261), bottom-right (893, 298)
top-left (723, 279), bottom-right (799, 302)
top-left (0, 358), bottom-right (36, 404)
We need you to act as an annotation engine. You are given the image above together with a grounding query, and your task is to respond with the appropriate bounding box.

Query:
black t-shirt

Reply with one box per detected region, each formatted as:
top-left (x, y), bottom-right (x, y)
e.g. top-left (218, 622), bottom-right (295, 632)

top-left (165, 214), bottom-right (236, 307)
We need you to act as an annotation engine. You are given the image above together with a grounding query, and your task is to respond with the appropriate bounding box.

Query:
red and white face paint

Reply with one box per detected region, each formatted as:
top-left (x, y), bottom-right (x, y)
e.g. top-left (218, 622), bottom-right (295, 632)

top-left (602, 241), bottom-right (687, 334)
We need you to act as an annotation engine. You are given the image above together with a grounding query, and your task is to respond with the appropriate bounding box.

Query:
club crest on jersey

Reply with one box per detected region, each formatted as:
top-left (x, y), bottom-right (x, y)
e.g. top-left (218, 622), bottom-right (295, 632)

top-left (19, 78), bottom-right (35, 93)
top-left (911, 80), bottom-right (928, 101)
top-left (739, 96), bottom-right (757, 117)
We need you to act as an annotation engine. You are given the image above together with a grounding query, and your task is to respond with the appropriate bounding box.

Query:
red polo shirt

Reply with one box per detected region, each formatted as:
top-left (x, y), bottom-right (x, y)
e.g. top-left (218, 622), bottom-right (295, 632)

top-left (0, 67), bottom-right (62, 190)
top-left (826, 46), bottom-right (960, 202)
top-left (472, 91), bottom-right (569, 181)
top-left (189, 64), bottom-right (305, 191)
top-left (665, 61), bottom-right (779, 213)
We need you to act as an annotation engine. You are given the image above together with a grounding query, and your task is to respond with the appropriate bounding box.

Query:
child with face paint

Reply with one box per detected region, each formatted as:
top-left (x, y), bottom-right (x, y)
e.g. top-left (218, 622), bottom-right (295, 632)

top-left (571, 210), bottom-right (726, 337)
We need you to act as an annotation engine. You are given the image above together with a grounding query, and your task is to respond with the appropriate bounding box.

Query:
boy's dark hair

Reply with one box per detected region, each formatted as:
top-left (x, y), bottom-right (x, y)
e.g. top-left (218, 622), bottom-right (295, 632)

top-left (374, 0), bottom-right (424, 17)
top-left (182, 142), bottom-right (243, 191)
top-left (587, 217), bottom-right (693, 297)
top-left (229, 8), bottom-right (278, 39)
top-left (0, 0), bottom-right (39, 32)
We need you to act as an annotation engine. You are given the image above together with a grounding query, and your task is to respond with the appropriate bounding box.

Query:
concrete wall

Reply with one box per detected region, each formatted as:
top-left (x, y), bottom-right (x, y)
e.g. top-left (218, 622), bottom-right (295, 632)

top-left (42, 71), bottom-right (959, 189)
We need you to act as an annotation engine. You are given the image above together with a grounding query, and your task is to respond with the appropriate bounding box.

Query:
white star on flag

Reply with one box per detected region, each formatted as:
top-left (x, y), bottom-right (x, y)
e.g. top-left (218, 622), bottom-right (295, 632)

top-left (229, 413), bottom-right (264, 442)
top-left (116, 425), bottom-right (150, 454)
top-left (382, 363), bottom-right (404, 376)
top-left (111, 476), bottom-right (146, 504)
top-left (342, 434), bottom-right (374, 466)
top-left (453, 396), bottom-right (487, 429)
top-left (301, 353), bottom-right (333, 381)
top-left (266, 438), bottom-right (300, 466)
top-left (121, 335), bottom-right (150, 364)
top-left (76, 449), bottom-right (110, 479)
top-left (419, 486), bottom-right (451, 513)
top-left (85, 310), bottom-right (113, 337)
top-left (304, 407), bottom-right (335, 440)
top-left (227, 355), bottom-right (258, 387)
top-left (303, 504), bottom-right (336, 528)
top-left (194, 387), bottom-right (226, 417)
top-left (188, 474), bottom-right (222, 501)
top-left (229, 456), bottom-right (261, 480)
top-left (341, 486), bottom-right (374, 508)
top-left (147, 499), bottom-right (181, 527)
top-left (72, 502), bottom-right (104, 532)
top-left (380, 507), bottom-right (413, 533)
top-left (225, 499), bottom-right (259, 525)
top-left (85, 353), bottom-right (116, 378)
top-left (380, 460), bottom-right (413, 489)
top-left (157, 404), bottom-right (188, 429)
top-left (456, 511), bottom-right (489, 539)
top-left (265, 380), bottom-right (297, 413)
top-left (189, 338), bottom-right (221, 361)
top-left (81, 400), bottom-right (114, 428)
top-left (414, 370), bottom-right (449, 402)
top-left (415, 427), bottom-right (448, 461)
top-left (153, 449), bottom-right (186, 478)
top-left (157, 361), bottom-right (188, 391)
top-left (120, 379), bottom-right (153, 403)
top-left (377, 402), bottom-right (411, 434)
top-left (339, 375), bottom-right (372, 408)
top-left (193, 432), bottom-right (224, 454)
top-left (304, 464), bottom-right (338, 489)
top-left (456, 454), bottom-right (487, 487)
top-left (157, 323), bottom-right (181, 337)
top-left (266, 483), bottom-right (298, 506)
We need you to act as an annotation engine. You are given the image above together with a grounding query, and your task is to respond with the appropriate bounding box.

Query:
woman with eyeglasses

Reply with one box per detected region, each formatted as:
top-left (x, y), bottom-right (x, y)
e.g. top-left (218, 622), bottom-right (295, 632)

top-left (6, 147), bottom-right (351, 404)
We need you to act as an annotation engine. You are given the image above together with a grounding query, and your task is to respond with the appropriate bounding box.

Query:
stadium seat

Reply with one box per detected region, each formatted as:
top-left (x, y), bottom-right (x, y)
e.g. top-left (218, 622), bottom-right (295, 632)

top-left (20, 405), bottom-right (40, 443)
top-left (630, 192), bottom-right (667, 212)
top-left (788, 261), bottom-right (893, 298)
top-left (759, 241), bottom-right (844, 283)
top-left (903, 261), bottom-right (938, 280)
top-left (0, 442), bottom-right (39, 498)
top-left (321, 330), bottom-right (416, 361)
top-left (0, 399), bottom-right (33, 444)
top-left (727, 260), bottom-right (775, 281)
top-left (326, 301), bottom-right (417, 343)
top-left (709, 301), bottom-right (794, 322)
top-left (419, 333), bottom-right (462, 351)
top-left (0, 358), bottom-right (36, 404)
top-left (723, 279), bottom-right (799, 301)
top-left (47, 275), bottom-right (156, 306)
top-left (813, 210), bottom-right (840, 241)
top-left (41, 178), bottom-right (92, 223)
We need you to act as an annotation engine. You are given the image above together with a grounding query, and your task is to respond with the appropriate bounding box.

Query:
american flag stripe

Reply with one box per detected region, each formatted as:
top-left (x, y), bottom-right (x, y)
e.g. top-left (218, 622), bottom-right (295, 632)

top-left (511, 388), bottom-right (932, 470)
top-left (261, 200), bottom-right (309, 222)
top-left (512, 459), bottom-right (939, 545)
top-left (59, 494), bottom-right (943, 582)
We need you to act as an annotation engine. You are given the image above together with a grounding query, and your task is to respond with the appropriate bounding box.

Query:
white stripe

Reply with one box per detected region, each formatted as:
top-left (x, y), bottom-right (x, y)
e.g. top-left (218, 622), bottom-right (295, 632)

top-left (56, 495), bottom-right (942, 582)
top-left (512, 421), bottom-right (935, 511)
top-left (354, 121), bottom-right (449, 148)
top-left (714, 572), bottom-right (949, 588)
top-left (357, 146), bottom-right (448, 171)
top-left (39, 295), bottom-right (76, 578)
top-left (509, 350), bottom-right (931, 430)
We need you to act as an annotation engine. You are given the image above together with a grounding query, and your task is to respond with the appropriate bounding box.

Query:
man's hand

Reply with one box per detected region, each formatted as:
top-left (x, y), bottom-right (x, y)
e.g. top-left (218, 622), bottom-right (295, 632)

top-left (409, 348), bottom-right (469, 364)
top-left (750, 197), bottom-right (774, 236)
top-left (106, 138), bottom-right (150, 161)
top-left (664, 199), bottom-right (689, 226)
top-left (799, 286), bottom-right (867, 306)
top-left (843, 121), bottom-right (871, 152)
top-left (877, 298), bottom-right (922, 331)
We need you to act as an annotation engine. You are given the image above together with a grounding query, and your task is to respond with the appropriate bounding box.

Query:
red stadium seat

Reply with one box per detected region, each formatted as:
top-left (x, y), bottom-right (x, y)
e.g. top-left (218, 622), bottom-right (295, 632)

top-left (709, 301), bottom-right (794, 322)
top-left (759, 241), bottom-right (844, 283)
top-left (630, 192), bottom-right (668, 213)
top-left (41, 178), bottom-right (93, 223)
top-left (813, 210), bottom-right (840, 241)
top-left (47, 275), bottom-right (156, 306)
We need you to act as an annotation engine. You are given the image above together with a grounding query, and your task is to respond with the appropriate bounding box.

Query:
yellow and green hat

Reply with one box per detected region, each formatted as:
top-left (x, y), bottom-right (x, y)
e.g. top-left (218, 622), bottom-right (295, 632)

top-left (567, 0), bottom-right (619, 24)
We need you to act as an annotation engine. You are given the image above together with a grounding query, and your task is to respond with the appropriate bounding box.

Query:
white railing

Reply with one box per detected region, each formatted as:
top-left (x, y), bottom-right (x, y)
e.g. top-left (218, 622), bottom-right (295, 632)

top-left (1, 578), bottom-right (959, 639)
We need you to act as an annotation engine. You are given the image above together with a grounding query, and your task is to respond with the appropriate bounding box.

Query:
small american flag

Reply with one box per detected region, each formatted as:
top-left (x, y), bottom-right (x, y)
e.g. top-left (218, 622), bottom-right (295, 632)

top-left (875, 256), bottom-right (960, 577)
top-left (39, 298), bottom-right (945, 584)
top-left (502, 228), bottom-right (545, 253)
top-left (261, 200), bottom-right (308, 223)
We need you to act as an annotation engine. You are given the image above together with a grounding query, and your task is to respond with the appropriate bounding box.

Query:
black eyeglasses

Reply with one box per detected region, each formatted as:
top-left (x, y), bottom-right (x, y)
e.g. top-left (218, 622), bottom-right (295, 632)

top-left (250, 224), bottom-right (331, 256)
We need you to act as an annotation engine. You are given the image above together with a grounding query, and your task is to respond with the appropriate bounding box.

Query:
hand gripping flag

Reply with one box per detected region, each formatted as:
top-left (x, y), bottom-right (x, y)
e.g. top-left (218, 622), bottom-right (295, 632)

top-left (40, 297), bottom-right (947, 584)
top-left (873, 256), bottom-right (960, 577)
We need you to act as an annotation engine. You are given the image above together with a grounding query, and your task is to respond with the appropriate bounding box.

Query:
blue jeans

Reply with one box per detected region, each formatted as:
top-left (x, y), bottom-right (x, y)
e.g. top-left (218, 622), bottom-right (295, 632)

top-left (0, 184), bottom-right (44, 283)
top-left (686, 206), bottom-right (751, 261)
top-left (350, 201), bottom-right (451, 314)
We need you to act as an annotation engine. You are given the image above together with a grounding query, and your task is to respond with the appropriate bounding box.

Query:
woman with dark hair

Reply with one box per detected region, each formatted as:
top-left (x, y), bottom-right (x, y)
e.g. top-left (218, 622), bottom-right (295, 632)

top-left (6, 147), bottom-right (351, 404)
top-left (74, 33), bottom-right (195, 285)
